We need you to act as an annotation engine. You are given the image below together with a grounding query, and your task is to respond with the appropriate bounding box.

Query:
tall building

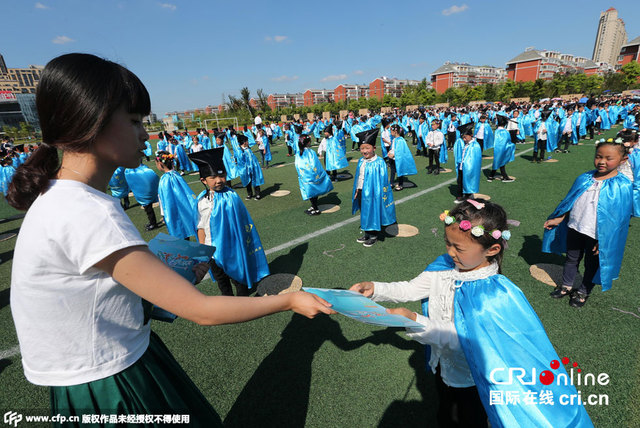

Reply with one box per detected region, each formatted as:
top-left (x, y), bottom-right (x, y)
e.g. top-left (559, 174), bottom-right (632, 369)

top-left (369, 77), bottom-right (422, 100)
top-left (0, 54), bottom-right (44, 94)
top-left (303, 89), bottom-right (333, 106)
top-left (430, 62), bottom-right (506, 94)
top-left (506, 49), bottom-right (609, 82)
top-left (267, 93), bottom-right (304, 110)
top-left (617, 36), bottom-right (640, 70)
top-left (592, 7), bottom-right (627, 66)
top-left (333, 84), bottom-right (369, 102)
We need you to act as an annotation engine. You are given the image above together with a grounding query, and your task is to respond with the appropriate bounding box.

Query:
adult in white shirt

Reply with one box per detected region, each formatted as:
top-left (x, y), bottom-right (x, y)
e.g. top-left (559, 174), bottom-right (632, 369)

top-left (8, 53), bottom-right (333, 422)
top-left (254, 114), bottom-right (262, 126)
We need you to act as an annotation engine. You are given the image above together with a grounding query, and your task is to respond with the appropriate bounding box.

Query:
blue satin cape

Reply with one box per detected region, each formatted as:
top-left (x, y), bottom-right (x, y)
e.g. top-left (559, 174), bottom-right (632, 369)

top-left (324, 135), bottom-right (349, 171)
top-left (454, 139), bottom-right (482, 194)
top-left (392, 137), bottom-right (417, 177)
top-left (124, 165), bottom-right (160, 206)
top-left (295, 148), bottom-right (334, 200)
top-left (238, 147), bottom-right (265, 187)
top-left (158, 171), bottom-right (198, 239)
top-left (208, 187), bottom-right (270, 287)
top-left (492, 129), bottom-right (516, 170)
top-left (352, 157), bottom-right (397, 231)
top-left (108, 166), bottom-right (129, 199)
top-left (542, 171), bottom-right (632, 291)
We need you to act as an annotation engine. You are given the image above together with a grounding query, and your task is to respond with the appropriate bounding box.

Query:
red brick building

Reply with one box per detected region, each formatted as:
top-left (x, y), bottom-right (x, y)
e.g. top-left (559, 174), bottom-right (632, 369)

top-left (430, 63), bottom-right (506, 94)
top-left (369, 77), bottom-right (421, 100)
top-left (267, 93), bottom-right (304, 110)
top-left (617, 36), bottom-right (640, 69)
top-left (506, 49), bottom-right (612, 82)
top-left (303, 89), bottom-right (334, 106)
top-left (333, 84), bottom-right (369, 102)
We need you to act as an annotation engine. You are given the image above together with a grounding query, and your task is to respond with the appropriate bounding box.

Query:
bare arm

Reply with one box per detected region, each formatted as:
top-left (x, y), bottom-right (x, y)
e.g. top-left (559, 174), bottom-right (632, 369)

top-left (95, 246), bottom-right (334, 326)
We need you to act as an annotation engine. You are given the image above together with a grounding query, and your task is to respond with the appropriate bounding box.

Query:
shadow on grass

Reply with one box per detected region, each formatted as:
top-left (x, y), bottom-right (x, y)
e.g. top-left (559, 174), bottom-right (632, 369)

top-left (223, 314), bottom-right (380, 427)
top-left (0, 249), bottom-right (14, 266)
top-left (268, 243), bottom-right (307, 276)
top-left (0, 288), bottom-right (9, 310)
top-left (0, 213), bottom-right (25, 225)
top-left (260, 183), bottom-right (284, 197)
top-left (518, 234), bottom-right (565, 266)
top-left (0, 358), bottom-right (12, 376)
top-left (318, 192), bottom-right (341, 206)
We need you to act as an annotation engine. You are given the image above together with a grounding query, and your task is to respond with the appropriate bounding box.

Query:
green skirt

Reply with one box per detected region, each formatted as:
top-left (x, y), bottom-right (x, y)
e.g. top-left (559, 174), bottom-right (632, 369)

top-left (50, 331), bottom-right (222, 427)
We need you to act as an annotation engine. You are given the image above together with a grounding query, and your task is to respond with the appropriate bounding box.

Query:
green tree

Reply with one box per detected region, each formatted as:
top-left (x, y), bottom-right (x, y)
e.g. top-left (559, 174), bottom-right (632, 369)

top-left (530, 79), bottom-right (545, 102)
top-left (603, 72), bottom-right (626, 93)
top-left (583, 75), bottom-right (604, 96)
top-left (240, 87), bottom-right (255, 116)
top-left (621, 61), bottom-right (640, 89)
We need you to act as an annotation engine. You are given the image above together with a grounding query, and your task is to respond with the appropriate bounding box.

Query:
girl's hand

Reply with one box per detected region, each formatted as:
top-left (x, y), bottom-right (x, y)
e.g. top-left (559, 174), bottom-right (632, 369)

top-left (593, 242), bottom-right (599, 255)
top-left (288, 291), bottom-right (335, 318)
top-left (544, 215), bottom-right (565, 230)
top-left (386, 307), bottom-right (417, 321)
top-left (349, 282), bottom-right (374, 297)
top-left (192, 262), bottom-right (210, 284)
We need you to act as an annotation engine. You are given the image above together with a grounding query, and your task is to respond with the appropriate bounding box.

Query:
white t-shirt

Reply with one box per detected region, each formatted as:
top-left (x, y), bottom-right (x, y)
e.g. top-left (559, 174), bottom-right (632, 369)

top-left (11, 180), bottom-right (150, 386)
top-left (197, 192), bottom-right (214, 245)
top-left (567, 180), bottom-right (601, 239)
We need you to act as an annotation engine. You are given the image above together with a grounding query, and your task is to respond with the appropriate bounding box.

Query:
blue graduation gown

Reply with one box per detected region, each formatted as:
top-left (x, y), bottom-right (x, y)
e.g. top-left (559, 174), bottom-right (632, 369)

top-left (158, 171), bottom-right (198, 239)
top-left (295, 148), bottom-right (334, 200)
top-left (216, 143), bottom-right (238, 180)
top-left (201, 136), bottom-right (212, 150)
top-left (124, 164), bottom-right (160, 206)
top-left (0, 165), bottom-right (16, 195)
top-left (492, 129), bottom-right (515, 170)
top-left (143, 141), bottom-right (152, 157)
top-left (542, 171), bottom-right (632, 291)
top-left (108, 166), bottom-right (129, 199)
top-left (474, 122), bottom-right (494, 150)
top-left (391, 137), bottom-right (417, 177)
top-left (422, 254), bottom-right (593, 428)
top-left (454, 139), bottom-right (482, 194)
top-left (206, 188), bottom-right (269, 288)
top-left (325, 135), bottom-right (348, 171)
top-left (558, 116), bottom-right (579, 145)
top-left (238, 147), bottom-right (264, 187)
top-left (157, 139), bottom-right (168, 152)
top-left (629, 149), bottom-right (640, 217)
top-left (599, 110), bottom-right (611, 130)
top-left (172, 143), bottom-right (194, 172)
top-left (623, 116), bottom-right (638, 130)
top-left (574, 112), bottom-right (587, 137)
top-left (352, 156), bottom-right (396, 231)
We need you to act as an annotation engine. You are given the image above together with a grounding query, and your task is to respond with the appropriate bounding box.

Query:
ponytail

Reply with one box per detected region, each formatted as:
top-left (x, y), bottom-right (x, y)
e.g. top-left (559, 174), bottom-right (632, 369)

top-left (7, 144), bottom-right (59, 210)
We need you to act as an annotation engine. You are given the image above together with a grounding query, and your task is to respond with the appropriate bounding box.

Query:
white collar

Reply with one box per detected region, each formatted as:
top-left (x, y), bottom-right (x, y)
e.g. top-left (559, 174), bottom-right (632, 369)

top-left (451, 261), bottom-right (499, 282)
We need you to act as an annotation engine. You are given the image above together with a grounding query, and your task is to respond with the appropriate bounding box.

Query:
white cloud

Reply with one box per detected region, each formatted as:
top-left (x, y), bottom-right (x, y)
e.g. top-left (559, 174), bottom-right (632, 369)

top-left (353, 70), bottom-right (364, 75)
top-left (265, 35), bottom-right (288, 43)
top-left (160, 3), bottom-right (177, 11)
top-left (321, 74), bottom-right (347, 82)
top-left (442, 4), bottom-right (468, 16)
top-left (271, 75), bottom-right (299, 82)
top-left (35, 2), bottom-right (49, 9)
top-left (52, 35), bottom-right (75, 44)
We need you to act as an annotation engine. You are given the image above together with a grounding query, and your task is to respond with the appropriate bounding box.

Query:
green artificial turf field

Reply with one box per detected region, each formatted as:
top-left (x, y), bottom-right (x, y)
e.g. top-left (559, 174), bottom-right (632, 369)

top-left (1, 126), bottom-right (639, 427)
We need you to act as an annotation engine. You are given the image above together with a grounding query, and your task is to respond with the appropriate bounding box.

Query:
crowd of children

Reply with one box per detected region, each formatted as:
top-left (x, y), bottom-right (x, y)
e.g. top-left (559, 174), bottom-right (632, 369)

top-left (3, 51), bottom-right (640, 426)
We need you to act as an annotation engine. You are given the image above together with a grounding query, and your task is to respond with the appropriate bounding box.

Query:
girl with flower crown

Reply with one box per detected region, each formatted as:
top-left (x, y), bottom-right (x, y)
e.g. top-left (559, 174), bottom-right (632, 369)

top-left (351, 199), bottom-right (592, 428)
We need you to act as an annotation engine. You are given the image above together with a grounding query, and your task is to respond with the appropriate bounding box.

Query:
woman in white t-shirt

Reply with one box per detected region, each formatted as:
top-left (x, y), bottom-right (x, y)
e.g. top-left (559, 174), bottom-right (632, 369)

top-left (7, 53), bottom-right (334, 425)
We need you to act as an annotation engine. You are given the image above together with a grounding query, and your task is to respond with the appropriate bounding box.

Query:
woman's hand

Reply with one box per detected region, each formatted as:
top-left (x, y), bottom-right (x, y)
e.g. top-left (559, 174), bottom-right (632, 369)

top-left (349, 282), bottom-right (374, 298)
top-left (287, 291), bottom-right (335, 318)
top-left (386, 307), bottom-right (417, 321)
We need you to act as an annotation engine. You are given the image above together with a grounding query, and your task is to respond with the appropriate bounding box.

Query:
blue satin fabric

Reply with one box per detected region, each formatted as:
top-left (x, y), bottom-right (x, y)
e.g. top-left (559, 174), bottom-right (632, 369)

top-left (420, 254), bottom-right (593, 428)
top-left (157, 139), bottom-right (168, 152)
top-left (108, 166), bottom-right (129, 199)
top-left (0, 165), bottom-right (16, 195)
top-left (542, 171), bottom-right (632, 291)
top-left (515, 116), bottom-right (526, 141)
top-left (492, 129), bottom-right (515, 170)
top-left (623, 116), bottom-right (638, 130)
top-left (201, 136), bottom-right (212, 150)
top-left (352, 157), bottom-right (396, 231)
top-left (295, 148), bottom-right (334, 200)
top-left (263, 137), bottom-right (272, 162)
top-left (205, 188), bottom-right (269, 287)
top-left (216, 143), bottom-right (239, 180)
top-left (558, 117), bottom-right (579, 145)
top-left (629, 150), bottom-right (640, 217)
top-left (416, 122), bottom-right (429, 150)
top-left (158, 171), bottom-right (198, 239)
top-left (350, 123), bottom-right (365, 144)
top-left (285, 129), bottom-right (295, 149)
top-left (143, 141), bottom-right (152, 157)
top-left (454, 138), bottom-right (482, 194)
top-left (172, 143), bottom-right (195, 172)
top-left (238, 147), bottom-right (264, 187)
top-left (599, 109), bottom-right (611, 130)
top-left (325, 135), bottom-right (349, 171)
top-left (391, 137), bottom-right (417, 177)
top-left (574, 112), bottom-right (587, 137)
top-left (124, 165), bottom-right (160, 206)
top-left (474, 122), bottom-right (494, 150)
top-left (243, 131), bottom-right (256, 147)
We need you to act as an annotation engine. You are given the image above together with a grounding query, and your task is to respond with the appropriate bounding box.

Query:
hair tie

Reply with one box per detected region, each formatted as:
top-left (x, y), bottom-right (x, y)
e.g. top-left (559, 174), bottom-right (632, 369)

top-left (467, 199), bottom-right (485, 210)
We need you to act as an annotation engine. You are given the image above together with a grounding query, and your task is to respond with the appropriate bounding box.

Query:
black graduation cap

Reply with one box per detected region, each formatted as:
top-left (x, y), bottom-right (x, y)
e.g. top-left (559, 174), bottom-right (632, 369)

top-left (496, 114), bottom-right (509, 127)
top-left (458, 122), bottom-right (475, 136)
top-left (237, 134), bottom-right (249, 145)
top-left (293, 124), bottom-right (303, 134)
top-left (355, 128), bottom-right (379, 148)
top-left (381, 118), bottom-right (392, 128)
top-left (334, 120), bottom-right (343, 129)
top-left (541, 110), bottom-right (552, 121)
top-left (214, 132), bottom-right (226, 141)
top-left (189, 148), bottom-right (226, 178)
top-left (565, 103), bottom-right (576, 111)
top-left (14, 144), bottom-right (24, 152)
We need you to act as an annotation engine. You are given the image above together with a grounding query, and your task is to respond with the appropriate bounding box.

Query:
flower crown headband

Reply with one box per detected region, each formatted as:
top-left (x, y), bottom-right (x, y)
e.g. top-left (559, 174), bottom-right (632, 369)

top-left (439, 199), bottom-right (511, 241)
top-left (156, 153), bottom-right (175, 161)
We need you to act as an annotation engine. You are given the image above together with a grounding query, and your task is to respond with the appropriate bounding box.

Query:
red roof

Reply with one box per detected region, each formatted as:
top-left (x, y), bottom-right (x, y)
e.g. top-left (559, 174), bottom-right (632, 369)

top-left (606, 7), bottom-right (616, 12)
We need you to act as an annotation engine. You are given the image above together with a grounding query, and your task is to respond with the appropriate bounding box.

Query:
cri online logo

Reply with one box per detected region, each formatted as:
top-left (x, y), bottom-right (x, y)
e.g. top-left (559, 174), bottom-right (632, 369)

top-left (539, 357), bottom-right (580, 385)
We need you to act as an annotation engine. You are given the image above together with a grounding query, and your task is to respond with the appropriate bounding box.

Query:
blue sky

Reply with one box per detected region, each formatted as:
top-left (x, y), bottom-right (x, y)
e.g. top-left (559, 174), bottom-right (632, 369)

top-left (3, 0), bottom-right (639, 115)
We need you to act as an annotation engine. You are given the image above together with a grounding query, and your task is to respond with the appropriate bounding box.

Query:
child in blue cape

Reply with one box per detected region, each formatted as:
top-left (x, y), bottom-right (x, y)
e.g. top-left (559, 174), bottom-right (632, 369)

top-left (387, 124), bottom-right (417, 190)
top-left (295, 134), bottom-right (333, 215)
top-left (487, 115), bottom-right (515, 183)
top-left (108, 166), bottom-right (130, 210)
top-left (155, 151), bottom-right (198, 240)
top-left (543, 139), bottom-right (633, 308)
top-left (453, 122), bottom-right (482, 203)
top-left (236, 134), bottom-right (264, 200)
top-left (0, 156), bottom-right (16, 198)
top-left (352, 128), bottom-right (396, 247)
top-left (124, 164), bottom-right (160, 231)
top-left (351, 199), bottom-right (593, 428)
top-left (320, 124), bottom-right (348, 181)
top-left (190, 148), bottom-right (270, 296)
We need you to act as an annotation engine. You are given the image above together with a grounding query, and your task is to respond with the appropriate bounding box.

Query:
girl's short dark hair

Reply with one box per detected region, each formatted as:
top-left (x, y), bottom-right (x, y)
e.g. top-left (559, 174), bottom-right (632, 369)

top-left (298, 134), bottom-right (311, 154)
top-left (447, 199), bottom-right (509, 271)
top-left (7, 53), bottom-right (150, 210)
top-left (595, 139), bottom-right (628, 156)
